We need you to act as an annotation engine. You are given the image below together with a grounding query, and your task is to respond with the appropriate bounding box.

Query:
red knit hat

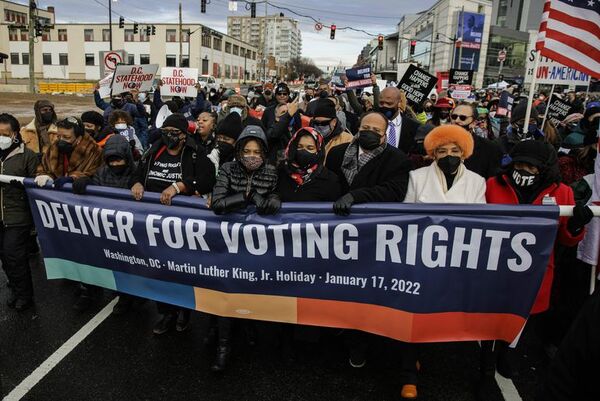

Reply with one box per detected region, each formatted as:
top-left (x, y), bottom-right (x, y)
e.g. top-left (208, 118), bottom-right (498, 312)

top-left (424, 125), bottom-right (474, 159)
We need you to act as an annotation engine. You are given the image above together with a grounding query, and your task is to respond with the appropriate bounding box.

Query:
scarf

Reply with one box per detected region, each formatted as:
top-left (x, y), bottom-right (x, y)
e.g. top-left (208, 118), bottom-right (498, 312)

top-left (341, 136), bottom-right (387, 186)
top-left (284, 128), bottom-right (324, 186)
top-left (433, 161), bottom-right (465, 193)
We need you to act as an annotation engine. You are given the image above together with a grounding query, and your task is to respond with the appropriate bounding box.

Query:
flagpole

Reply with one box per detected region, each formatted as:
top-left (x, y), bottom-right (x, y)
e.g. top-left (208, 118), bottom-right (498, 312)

top-left (523, 50), bottom-right (541, 135)
top-left (583, 78), bottom-right (592, 108)
top-left (540, 83), bottom-right (555, 129)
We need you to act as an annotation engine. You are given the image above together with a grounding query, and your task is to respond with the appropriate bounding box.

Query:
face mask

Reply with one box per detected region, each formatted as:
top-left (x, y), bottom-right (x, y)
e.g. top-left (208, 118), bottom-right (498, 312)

top-left (311, 123), bottom-right (333, 138)
top-left (40, 111), bottom-right (54, 124)
top-left (217, 141), bottom-right (235, 161)
top-left (115, 123), bottom-right (128, 130)
top-left (241, 155), bottom-right (263, 171)
top-left (138, 93), bottom-right (147, 103)
top-left (162, 134), bottom-right (181, 150)
top-left (229, 107), bottom-right (243, 116)
top-left (510, 168), bottom-right (540, 188)
top-left (85, 128), bottom-right (96, 136)
top-left (437, 155), bottom-right (462, 175)
top-left (264, 90), bottom-right (272, 97)
top-left (57, 139), bottom-right (74, 154)
top-left (511, 124), bottom-right (539, 141)
top-left (108, 164), bottom-right (128, 175)
top-left (380, 106), bottom-right (398, 120)
top-left (294, 149), bottom-right (319, 168)
top-left (357, 130), bottom-right (381, 151)
top-left (319, 91), bottom-right (328, 99)
top-left (0, 136), bottom-right (13, 150)
top-left (111, 98), bottom-right (124, 108)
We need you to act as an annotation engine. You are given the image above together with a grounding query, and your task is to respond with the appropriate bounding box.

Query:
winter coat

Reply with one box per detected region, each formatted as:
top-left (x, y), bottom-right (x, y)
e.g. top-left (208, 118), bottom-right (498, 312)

top-left (324, 124), bottom-right (354, 160)
top-left (94, 91), bottom-right (142, 124)
top-left (404, 162), bottom-right (486, 203)
top-left (0, 143), bottom-right (39, 226)
top-left (326, 143), bottom-right (411, 203)
top-left (276, 165), bottom-right (342, 202)
top-left (92, 135), bottom-right (136, 189)
top-left (132, 136), bottom-right (216, 195)
top-left (464, 134), bottom-right (503, 179)
top-left (265, 112), bottom-right (302, 164)
top-left (20, 119), bottom-right (57, 155)
top-left (486, 175), bottom-right (584, 314)
top-left (37, 133), bottom-right (103, 179)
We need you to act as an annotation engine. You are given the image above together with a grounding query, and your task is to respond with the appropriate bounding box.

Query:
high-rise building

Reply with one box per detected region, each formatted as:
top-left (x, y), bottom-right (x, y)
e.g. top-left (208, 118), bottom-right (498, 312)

top-left (227, 15), bottom-right (302, 63)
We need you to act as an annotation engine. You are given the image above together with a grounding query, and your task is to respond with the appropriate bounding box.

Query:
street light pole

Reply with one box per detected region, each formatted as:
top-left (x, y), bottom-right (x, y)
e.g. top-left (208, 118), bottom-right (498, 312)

top-left (244, 50), bottom-right (247, 84)
top-left (108, 0), bottom-right (113, 51)
top-left (28, 0), bottom-right (35, 93)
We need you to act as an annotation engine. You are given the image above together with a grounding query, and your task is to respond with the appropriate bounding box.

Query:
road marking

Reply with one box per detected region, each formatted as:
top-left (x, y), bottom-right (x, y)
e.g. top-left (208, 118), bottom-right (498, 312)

top-left (495, 371), bottom-right (523, 401)
top-left (2, 297), bottom-right (118, 401)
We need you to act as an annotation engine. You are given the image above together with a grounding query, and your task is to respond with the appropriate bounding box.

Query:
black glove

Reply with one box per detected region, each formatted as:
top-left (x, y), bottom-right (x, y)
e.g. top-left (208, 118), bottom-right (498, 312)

top-left (257, 196), bottom-right (281, 215)
top-left (247, 190), bottom-right (265, 207)
top-left (72, 176), bottom-right (91, 195)
top-left (567, 204), bottom-right (594, 235)
top-left (333, 193), bottom-right (354, 216)
top-left (53, 176), bottom-right (74, 189)
top-left (9, 179), bottom-right (24, 189)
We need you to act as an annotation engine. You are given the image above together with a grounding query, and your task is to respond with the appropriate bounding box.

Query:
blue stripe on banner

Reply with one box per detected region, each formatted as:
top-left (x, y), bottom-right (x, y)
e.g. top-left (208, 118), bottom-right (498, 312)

top-left (44, 258), bottom-right (117, 290)
top-left (113, 270), bottom-right (196, 310)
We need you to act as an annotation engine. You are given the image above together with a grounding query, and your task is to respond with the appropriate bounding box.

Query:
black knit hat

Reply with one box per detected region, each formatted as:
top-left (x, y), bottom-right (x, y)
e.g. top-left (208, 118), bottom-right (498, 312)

top-left (216, 113), bottom-right (243, 141)
top-left (275, 82), bottom-right (290, 95)
top-left (162, 113), bottom-right (189, 133)
top-left (581, 102), bottom-right (600, 131)
top-left (313, 98), bottom-right (337, 119)
top-left (81, 111), bottom-right (104, 128)
top-left (510, 101), bottom-right (539, 124)
top-left (510, 140), bottom-right (553, 168)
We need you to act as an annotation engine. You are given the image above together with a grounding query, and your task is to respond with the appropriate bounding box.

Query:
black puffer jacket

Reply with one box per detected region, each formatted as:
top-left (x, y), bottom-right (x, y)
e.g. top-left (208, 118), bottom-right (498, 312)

top-left (92, 135), bottom-right (136, 189)
top-left (0, 143), bottom-right (39, 226)
top-left (211, 126), bottom-right (278, 214)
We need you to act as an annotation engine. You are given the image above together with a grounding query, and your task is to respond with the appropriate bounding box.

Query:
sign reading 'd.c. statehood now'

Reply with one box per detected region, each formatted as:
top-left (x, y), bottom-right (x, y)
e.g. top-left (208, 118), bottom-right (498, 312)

top-left (25, 183), bottom-right (559, 344)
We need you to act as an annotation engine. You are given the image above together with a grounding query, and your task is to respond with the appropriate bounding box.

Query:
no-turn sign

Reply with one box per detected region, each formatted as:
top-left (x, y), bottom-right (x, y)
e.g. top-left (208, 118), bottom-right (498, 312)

top-left (497, 49), bottom-right (507, 62)
top-left (99, 50), bottom-right (128, 77)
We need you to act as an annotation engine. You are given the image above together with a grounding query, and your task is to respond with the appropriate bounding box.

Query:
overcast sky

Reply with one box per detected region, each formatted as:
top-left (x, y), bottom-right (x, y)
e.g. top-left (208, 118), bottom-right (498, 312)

top-left (31, 0), bottom-right (436, 68)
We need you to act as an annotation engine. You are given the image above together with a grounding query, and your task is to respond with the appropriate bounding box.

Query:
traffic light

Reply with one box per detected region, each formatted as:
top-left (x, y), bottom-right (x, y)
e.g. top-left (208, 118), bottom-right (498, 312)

top-left (119, 16), bottom-right (124, 29)
top-left (34, 19), bottom-right (43, 37)
top-left (377, 34), bottom-right (384, 50)
top-left (330, 24), bottom-right (336, 40)
top-left (410, 40), bottom-right (416, 56)
top-left (151, 25), bottom-right (156, 35)
top-left (145, 25), bottom-right (151, 36)
top-left (250, 2), bottom-right (256, 18)
top-left (133, 23), bottom-right (138, 34)
top-left (201, 0), bottom-right (206, 13)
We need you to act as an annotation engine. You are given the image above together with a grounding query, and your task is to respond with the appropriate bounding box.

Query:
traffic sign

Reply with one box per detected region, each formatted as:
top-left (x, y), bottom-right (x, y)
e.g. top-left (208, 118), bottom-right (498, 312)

top-left (99, 50), bottom-right (127, 77)
top-left (315, 22), bottom-right (323, 31)
top-left (497, 49), bottom-right (507, 63)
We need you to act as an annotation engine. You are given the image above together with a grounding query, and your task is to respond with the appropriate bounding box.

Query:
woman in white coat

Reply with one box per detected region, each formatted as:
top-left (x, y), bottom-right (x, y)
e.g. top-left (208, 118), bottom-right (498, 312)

top-left (399, 124), bottom-right (486, 400)
top-left (405, 124), bottom-right (486, 204)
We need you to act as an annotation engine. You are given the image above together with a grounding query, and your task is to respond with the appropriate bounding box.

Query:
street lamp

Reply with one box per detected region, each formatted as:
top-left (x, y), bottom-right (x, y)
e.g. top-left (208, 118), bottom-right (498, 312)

top-left (244, 49), bottom-right (248, 84)
top-left (108, 0), bottom-right (117, 51)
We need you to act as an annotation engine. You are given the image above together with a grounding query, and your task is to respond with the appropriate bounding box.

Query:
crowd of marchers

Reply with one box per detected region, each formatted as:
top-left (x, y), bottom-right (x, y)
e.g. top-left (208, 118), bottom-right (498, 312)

top-left (0, 74), bottom-right (599, 401)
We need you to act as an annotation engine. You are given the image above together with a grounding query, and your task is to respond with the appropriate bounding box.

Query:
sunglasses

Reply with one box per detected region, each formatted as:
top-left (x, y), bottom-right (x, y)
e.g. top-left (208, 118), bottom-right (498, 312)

top-left (451, 114), bottom-right (472, 121)
top-left (311, 119), bottom-right (332, 126)
top-left (160, 128), bottom-right (182, 136)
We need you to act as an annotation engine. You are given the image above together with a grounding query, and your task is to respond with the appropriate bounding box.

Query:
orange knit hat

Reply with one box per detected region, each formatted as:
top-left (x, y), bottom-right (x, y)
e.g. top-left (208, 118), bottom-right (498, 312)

top-left (423, 125), bottom-right (474, 159)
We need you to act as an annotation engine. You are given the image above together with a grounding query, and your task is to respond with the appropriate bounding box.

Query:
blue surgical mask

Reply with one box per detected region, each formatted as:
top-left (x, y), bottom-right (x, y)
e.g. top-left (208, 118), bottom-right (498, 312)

top-left (230, 107), bottom-right (243, 116)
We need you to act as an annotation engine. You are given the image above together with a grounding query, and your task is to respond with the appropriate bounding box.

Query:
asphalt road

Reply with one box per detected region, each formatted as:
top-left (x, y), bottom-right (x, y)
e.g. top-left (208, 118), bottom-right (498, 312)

top-left (1, 257), bottom-right (551, 401)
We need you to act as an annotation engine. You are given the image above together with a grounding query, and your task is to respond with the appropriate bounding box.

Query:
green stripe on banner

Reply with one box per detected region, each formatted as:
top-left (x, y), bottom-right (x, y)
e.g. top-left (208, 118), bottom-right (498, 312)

top-left (44, 258), bottom-right (117, 291)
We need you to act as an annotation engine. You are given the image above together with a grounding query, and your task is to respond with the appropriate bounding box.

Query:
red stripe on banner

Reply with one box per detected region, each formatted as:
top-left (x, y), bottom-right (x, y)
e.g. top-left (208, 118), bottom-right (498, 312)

top-left (545, 29), bottom-right (600, 65)
top-left (296, 298), bottom-right (526, 343)
top-left (540, 47), bottom-right (597, 78)
top-left (549, 9), bottom-right (600, 40)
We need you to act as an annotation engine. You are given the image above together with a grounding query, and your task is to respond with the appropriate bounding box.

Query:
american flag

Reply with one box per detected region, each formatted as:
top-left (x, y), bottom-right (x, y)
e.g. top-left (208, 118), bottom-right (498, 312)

top-left (536, 0), bottom-right (600, 78)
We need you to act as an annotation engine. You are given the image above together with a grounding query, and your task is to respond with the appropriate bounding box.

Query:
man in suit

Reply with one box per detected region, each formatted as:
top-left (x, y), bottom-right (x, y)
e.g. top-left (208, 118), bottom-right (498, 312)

top-left (377, 87), bottom-right (421, 154)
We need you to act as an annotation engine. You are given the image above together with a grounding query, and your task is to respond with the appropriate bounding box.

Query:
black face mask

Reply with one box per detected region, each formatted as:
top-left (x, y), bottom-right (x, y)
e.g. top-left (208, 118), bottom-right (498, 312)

top-left (108, 164), bottom-right (128, 175)
top-left (57, 139), bottom-right (74, 154)
top-left (85, 128), bottom-right (96, 136)
top-left (437, 155), bottom-right (462, 175)
top-left (264, 90), bottom-right (272, 97)
top-left (162, 134), bottom-right (181, 150)
top-left (357, 130), bottom-right (382, 151)
top-left (217, 141), bottom-right (235, 161)
top-left (305, 94), bottom-right (313, 102)
top-left (294, 149), bottom-right (319, 168)
top-left (111, 98), bottom-right (124, 108)
top-left (379, 106), bottom-right (398, 120)
top-left (510, 168), bottom-right (540, 188)
top-left (40, 111), bottom-right (54, 124)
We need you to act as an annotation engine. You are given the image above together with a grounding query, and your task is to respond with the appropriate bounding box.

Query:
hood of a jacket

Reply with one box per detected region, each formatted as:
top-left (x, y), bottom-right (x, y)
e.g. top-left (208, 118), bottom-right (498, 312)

top-left (103, 134), bottom-right (134, 167)
top-left (235, 125), bottom-right (268, 154)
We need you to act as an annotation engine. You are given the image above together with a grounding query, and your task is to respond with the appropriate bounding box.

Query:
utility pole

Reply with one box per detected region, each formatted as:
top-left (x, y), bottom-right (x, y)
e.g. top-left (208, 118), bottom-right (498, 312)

top-left (108, 0), bottom-right (113, 50)
top-left (28, 0), bottom-right (35, 93)
top-left (178, 2), bottom-right (183, 67)
top-left (263, 2), bottom-right (267, 82)
top-left (458, 6), bottom-right (464, 69)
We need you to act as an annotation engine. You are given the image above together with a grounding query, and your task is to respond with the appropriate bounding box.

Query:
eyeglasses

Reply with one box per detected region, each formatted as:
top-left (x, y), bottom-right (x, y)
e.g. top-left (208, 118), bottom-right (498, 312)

top-left (276, 92), bottom-right (289, 96)
top-left (450, 114), bottom-right (472, 121)
top-left (160, 128), bottom-right (182, 136)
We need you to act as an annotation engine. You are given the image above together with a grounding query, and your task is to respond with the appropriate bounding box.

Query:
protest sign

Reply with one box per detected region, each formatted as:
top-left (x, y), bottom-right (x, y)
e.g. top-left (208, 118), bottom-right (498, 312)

top-left (398, 65), bottom-right (438, 105)
top-left (111, 64), bottom-right (159, 95)
top-left (496, 90), bottom-right (515, 117)
top-left (97, 73), bottom-right (114, 99)
top-left (546, 94), bottom-right (573, 127)
top-left (26, 183), bottom-right (559, 344)
top-left (449, 69), bottom-right (474, 85)
top-left (345, 65), bottom-right (372, 89)
top-left (160, 67), bottom-right (198, 97)
top-left (525, 37), bottom-right (590, 86)
top-left (450, 84), bottom-right (472, 100)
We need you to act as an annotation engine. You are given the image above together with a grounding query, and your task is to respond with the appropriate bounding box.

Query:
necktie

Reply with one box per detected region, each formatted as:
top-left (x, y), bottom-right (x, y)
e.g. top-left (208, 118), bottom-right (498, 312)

top-left (387, 122), bottom-right (397, 147)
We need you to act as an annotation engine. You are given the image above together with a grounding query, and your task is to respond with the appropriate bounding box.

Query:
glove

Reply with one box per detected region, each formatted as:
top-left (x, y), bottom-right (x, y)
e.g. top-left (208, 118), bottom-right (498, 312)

top-left (567, 204), bottom-right (594, 235)
top-left (9, 179), bottom-right (24, 189)
top-left (72, 176), bottom-right (91, 195)
top-left (34, 175), bottom-right (54, 187)
top-left (257, 196), bottom-right (281, 215)
top-left (333, 193), bottom-right (354, 216)
top-left (247, 190), bottom-right (265, 207)
top-left (53, 176), bottom-right (74, 189)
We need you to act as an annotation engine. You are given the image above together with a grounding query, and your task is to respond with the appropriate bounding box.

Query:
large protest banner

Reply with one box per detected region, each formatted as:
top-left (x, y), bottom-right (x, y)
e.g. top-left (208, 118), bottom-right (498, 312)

top-left (160, 67), bottom-right (199, 97)
top-left (398, 65), bottom-right (438, 106)
top-left (111, 64), bottom-right (159, 95)
top-left (25, 183), bottom-right (559, 343)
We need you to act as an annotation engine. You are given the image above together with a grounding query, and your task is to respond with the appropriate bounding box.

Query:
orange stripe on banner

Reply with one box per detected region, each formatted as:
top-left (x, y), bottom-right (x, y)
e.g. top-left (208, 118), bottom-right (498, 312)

top-left (193, 288), bottom-right (298, 323)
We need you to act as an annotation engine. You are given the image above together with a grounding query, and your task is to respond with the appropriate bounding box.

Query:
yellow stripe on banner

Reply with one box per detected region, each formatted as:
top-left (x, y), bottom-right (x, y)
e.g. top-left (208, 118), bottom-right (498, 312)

top-left (194, 288), bottom-right (298, 323)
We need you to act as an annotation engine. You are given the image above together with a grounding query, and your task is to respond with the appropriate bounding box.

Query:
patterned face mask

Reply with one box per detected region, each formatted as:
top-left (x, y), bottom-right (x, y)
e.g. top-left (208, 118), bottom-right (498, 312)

top-left (241, 155), bottom-right (263, 171)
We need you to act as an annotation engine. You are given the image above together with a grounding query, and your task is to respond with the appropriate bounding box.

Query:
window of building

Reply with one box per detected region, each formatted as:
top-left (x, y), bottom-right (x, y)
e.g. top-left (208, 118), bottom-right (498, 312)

top-left (182, 29), bottom-right (190, 42)
top-left (140, 30), bottom-right (149, 42)
top-left (181, 56), bottom-right (189, 67)
top-left (213, 37), bottom-right (222, 51)
top-left (225, 42), bottom-right (232, 54)
top-left (202, 34), bottom-right (211, 47)
top-left (4, 10), bottom-right (27, 24)
top-left (252, 51), bottom-right (256, 60)
top-left (202, 59), bottom-right (209, 75)
top-left (166, 29), bottom-right (177, 42)
top-left (58, 29), bottom-right (68, 41)
top-left (42, 32), bottom-right (49, 41)
top-left (225, 64), bottom-right (231, 78)
top-left (59, 53), bottom-right (68, 65)
top-left (102, 29), bottom-right (111, 42)
top-left (8, 28), bottom-right (18, 41)
top-left (128, 54), bottom-right (135, 65)
top-left (85, 53), bottom-right (94, 66)
top-left (20, 30), bottom-right (28, 41)
top-left (166, 55), bottom-right (177, 67)
top-left (10, 53), bottom-right (19, 65)
top-left (124, 29), bottom-right (135, 42)
top-left (233, 45), bottom-right (239, 56)
top-left (42, 53), bottom-right (52, 65)
top-left (84, 29), bottom-right (94, 42)
top-left (140, 54), bottom-right (150, 64)
top-left (233, 66), bottom-right (238, 79)
top-left (496, 0), bottom-right (508, 27)
top-left (22, 53), bottom-right (29, 65)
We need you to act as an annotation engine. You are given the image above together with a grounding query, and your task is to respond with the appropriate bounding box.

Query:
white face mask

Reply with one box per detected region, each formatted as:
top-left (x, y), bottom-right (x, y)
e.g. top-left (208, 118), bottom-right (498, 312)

top-left (115, 123), bottom-right (128, 130)
top-left (0, 136), bottom-right (12, 150)
top-left (138, 93), bottom-right (147, 103)
top-left (230, 107), bottom-right (243, 116)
